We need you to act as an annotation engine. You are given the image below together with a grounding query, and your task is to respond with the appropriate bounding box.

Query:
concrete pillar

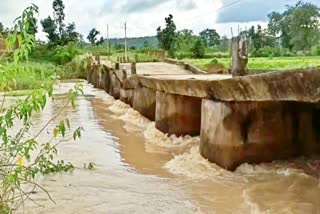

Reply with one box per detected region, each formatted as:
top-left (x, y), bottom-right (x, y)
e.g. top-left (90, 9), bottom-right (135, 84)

top-left (110, 73), bottom-right (121, 99)
top-left (200, 100), bottom-right (297, 171)
top-left (104, 69), bottom-right (112, 93)
top-left (155, 91), bottom-right (202, 136)
top-left (131, 62), bottom-right (137, 75)
top-left (95, 55), bottom-right (101, 65)
top-left (115, 63), bottom-right (120, 70)
top-left (120, 89), bottom-right (135, 106)
top-left (122, 69), bottom-right (127, 80)
top-left (132, 86), bottom-right (156, 121)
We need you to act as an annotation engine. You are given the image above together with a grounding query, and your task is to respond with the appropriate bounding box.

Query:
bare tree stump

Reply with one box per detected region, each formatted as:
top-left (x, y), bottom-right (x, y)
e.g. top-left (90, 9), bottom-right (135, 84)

top-left (231, 37), bottom-right (248, 77)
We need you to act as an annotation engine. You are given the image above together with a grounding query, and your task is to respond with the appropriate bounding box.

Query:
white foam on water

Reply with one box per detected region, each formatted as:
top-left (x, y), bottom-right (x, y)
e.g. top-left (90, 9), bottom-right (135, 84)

top-left (236, 163), bottom-right (309, 178)
top-left (95, 91), bottom-right (115, 105)
top-left (119, 108), bottom-right (151, 128)
top-left (143, 123), bottom-right (200, 148)
top-left (109, 100), bottom-right (131, 114)
top-left (164, 145), bottom-right (239, 181)
top-left (238, 161), bottom-right (320, 214)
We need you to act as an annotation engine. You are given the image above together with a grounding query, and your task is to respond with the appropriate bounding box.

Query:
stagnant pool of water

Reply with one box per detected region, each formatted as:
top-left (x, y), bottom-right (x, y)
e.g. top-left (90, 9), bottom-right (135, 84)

top-left (17, 82), bottom-right (320, 214)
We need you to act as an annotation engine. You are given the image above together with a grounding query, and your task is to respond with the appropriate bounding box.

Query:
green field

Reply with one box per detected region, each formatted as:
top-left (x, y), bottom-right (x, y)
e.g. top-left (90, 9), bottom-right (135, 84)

top-left (184, 56), bottom-right (320, 71)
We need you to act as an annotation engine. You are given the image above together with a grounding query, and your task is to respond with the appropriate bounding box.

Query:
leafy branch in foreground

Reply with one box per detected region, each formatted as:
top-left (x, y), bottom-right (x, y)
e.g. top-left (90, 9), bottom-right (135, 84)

top-left (0, 4), bottom-right (83, 213)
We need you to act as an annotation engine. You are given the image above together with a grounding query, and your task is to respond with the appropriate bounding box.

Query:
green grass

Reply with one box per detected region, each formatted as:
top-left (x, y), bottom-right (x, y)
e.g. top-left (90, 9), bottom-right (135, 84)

top-left (7, 61), bottom-right (57, 90)
top-left (184, 56), bottom-right (320, 72)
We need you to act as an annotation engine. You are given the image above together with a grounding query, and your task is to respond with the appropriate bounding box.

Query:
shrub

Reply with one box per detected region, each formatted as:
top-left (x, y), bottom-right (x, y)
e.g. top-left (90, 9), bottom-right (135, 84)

top-left (191, 38), bottom-right (205, 58)
top-left (311, 45), bottom-right (320, 56)
top-left (53, 42), bottom-right (80, 65)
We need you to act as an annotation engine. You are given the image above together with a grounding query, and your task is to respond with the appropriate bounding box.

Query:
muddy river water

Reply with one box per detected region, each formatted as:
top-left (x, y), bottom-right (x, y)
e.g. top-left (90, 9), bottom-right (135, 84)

top-left (19, 82), bottom-right (320, 214)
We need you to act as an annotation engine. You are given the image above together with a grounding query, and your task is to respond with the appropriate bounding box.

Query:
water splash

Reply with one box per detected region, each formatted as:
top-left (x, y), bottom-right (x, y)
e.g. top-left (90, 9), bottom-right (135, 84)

top-left (164, 146), bottom-right (238, 181)
top-left (109, 100), bottom-right (131, 114)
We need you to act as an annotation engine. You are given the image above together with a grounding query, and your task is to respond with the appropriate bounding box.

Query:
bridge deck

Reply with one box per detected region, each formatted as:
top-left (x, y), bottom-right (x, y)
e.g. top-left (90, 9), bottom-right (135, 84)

top-left (120, 62), bottom-right (193, 75)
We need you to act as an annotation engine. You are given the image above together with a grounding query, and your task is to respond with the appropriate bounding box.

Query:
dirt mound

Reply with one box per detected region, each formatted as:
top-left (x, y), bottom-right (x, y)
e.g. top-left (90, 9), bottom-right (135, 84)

top-left (207, 64), bottom-right (229, 74)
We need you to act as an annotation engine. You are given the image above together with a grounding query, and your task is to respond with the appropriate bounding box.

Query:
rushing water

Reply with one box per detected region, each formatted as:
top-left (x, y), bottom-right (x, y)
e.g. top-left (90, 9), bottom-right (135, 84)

top-left (17, 82), bottom-right (320, 214)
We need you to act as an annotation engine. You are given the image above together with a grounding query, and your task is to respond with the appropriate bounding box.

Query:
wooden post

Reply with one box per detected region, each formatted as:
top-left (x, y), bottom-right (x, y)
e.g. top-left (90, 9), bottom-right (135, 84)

top-left (122, 56), bottom-right (126, 63)
top-left (131, 62), bottom-right (137, 75)
top-left (231, 36), bottom-right (248, 77)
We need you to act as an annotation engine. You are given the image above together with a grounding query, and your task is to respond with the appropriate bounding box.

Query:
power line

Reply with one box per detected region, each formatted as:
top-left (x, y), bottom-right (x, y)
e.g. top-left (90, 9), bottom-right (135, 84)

top-left (214, 0), bottom-right (244, 12)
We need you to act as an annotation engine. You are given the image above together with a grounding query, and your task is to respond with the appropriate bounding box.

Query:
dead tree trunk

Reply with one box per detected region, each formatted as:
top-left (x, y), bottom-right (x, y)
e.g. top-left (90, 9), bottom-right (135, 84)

top-left (231, 37), bottom-right (248, 77)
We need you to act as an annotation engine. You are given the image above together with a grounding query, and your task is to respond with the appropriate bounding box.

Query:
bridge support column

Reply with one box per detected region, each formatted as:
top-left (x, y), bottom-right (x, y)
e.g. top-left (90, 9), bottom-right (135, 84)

top-left (155, 91), bottom-right (201, 136)
top-left (133, 86), bottom-right (156, 121)
top-left (200, 100), bottom-right (305, 171)
top-left (120, 89), bottom-right (135, 107)
top-left (110, 73), bottom-right (121, 99)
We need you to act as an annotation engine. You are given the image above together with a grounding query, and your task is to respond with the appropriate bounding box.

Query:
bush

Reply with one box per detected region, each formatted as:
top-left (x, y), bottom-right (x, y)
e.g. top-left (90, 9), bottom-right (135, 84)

top-left (191, 39), bottom-right (205, 58)
top-left (53, 42), bottom-right (80, 65)
top-left (311, 45), bottom-right (320, 56)
top-left (252, 46), bottom-right (295, 57)
top-left (56, 55), bottom-right (89, 79)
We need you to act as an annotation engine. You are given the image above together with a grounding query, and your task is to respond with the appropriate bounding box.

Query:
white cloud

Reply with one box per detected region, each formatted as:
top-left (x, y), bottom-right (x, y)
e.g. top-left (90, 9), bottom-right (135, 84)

top-left (1, 0), bottom-right (315, 40)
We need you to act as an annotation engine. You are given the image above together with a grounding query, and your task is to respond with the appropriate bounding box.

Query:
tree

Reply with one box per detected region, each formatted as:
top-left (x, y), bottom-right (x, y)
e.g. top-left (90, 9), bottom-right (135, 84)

top-left (53, 0), bottom-right (65, 37)
top-left (65, 22), bottom-right (80, 42)
top-left (157, 14), bottom-right (177, 57)
top-left (27, 17), bottom-right (38, 35)
top-left (96, 36), bottom-right (104, 46)
top-left (176, 29), bottom-right (197, 52)
top-left (199, 29), bottom-right (220, 47)
top-left (289, 2), bottom-right (320, 51)
top-left (268, 1), bottom-right (320, 51)
top-left (191, 38), bottom-right (205, 58)
top-left (41, 0), bottom-right (81, 46)
top-left (87, 28), bottom-right (100, 45)
top-left (41, 16), bottom-right (59, 44)
top-left (0, 22), bottom-right (4, 34)
top-left (219, 36), bottom-right (230, 52)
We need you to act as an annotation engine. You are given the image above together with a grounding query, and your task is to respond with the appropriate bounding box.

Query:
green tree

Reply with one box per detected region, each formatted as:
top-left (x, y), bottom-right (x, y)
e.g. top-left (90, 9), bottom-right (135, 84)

top-left (53, 0), bottom-right (65, 37)
top-left (41, 16), bottom-right (59, 44)
top-left (157, 14), bottom-right (177, 57)
top-left (191, 38), bottom-right (205, 58)
top-left (0, 22), bottom-right (4, 34)
top-left (268, 1), bottom-right (320, 51)
top-left (199, 28), bottom-right (220, 47)
top-left (219, 36), bottom-right (230, 52)
top-left (65, 22), bottom-right (80, 42)
top-left (96, 36), bottom-right (104, 46)
top-left (289, 2), bottom-right (320, 51)
top-left (87, 28), bottom-right (100, 45)
top-left (27, 17), bottom-right (38, 35)
top-left (176, 29), bottom-right (197, 52)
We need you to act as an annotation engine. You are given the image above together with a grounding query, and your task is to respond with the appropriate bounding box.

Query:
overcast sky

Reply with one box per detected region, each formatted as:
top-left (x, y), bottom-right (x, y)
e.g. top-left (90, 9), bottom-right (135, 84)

top-left (0, 0), bottom-right (319, 40)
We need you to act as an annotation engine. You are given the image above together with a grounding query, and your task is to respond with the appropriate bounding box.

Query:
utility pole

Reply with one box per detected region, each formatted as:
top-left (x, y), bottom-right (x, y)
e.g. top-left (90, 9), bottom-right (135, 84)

top-left (107, 24), bottom-right (110, 60)
top-left (124, 22), bottom-right (128, 62)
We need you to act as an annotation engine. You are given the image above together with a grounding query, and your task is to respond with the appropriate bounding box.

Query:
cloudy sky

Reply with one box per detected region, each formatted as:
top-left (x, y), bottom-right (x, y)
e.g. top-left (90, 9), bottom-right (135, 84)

top-left (0, 0), bottom-right (319, 40)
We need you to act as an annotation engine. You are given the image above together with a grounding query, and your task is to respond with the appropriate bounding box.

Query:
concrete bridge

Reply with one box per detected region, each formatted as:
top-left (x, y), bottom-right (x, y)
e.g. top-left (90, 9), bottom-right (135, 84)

top-left (87, 58), bottom-right (320, 170)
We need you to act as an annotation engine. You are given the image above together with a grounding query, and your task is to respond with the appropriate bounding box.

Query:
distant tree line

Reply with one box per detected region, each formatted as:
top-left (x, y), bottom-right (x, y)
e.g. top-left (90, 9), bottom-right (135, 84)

top-left (156, 1), bottom-right (320, 58)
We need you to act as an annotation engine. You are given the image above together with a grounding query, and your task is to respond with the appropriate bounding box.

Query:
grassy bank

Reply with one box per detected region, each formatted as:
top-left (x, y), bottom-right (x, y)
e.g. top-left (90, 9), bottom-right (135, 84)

top-left (0, 55), bottom-right (89, 91)
top-left (184, 56), bottom-right (320, 71)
